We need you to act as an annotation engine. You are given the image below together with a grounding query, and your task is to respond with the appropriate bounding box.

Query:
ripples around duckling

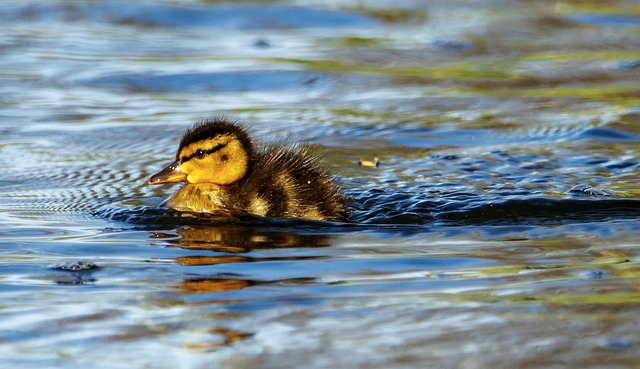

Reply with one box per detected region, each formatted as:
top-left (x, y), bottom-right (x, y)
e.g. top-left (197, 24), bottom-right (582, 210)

top-left (100, 186), bottom-right (640, 239)
top-left (6, 120), bottom-right (638, 238)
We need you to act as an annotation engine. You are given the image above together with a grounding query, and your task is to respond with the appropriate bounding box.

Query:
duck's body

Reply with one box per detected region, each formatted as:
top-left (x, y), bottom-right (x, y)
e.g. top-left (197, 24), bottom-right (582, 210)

top-left (149, 118), bottom-right (348, 221)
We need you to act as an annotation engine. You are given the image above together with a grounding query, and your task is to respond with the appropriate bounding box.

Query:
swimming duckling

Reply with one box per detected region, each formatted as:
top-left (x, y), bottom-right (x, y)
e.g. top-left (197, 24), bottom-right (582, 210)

top-left (148, 117), bottom-right (348, 221)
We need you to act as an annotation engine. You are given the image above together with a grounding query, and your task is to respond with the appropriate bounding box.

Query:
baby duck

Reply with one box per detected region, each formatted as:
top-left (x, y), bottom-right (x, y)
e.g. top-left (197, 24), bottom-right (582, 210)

top-left (148, 117), bottom-right (348, 221)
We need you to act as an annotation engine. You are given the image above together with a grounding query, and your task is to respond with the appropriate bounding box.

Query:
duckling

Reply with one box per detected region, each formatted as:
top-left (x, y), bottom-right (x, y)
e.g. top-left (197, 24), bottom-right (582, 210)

top-left (148, 117), bottom-right (349, 221)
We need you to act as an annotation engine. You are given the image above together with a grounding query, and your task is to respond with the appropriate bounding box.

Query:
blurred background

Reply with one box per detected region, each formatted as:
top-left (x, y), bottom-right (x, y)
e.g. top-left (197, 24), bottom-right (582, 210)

top-left (1, 1), bottom-right (639, 368)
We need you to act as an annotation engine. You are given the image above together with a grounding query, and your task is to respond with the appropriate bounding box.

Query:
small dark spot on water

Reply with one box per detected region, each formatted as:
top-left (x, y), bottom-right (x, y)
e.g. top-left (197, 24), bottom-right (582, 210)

top-left (429, 39), bottom-right (475, 51)
top-left (53, 261), bottom-right (100, 272)
top-left (303, 75), bottom-right (321, 85)
top-left (253, 38), bottom-right (270, 48)
top-left (580, 270), bottom-right (611, 279)
top-left (568, 184), bottom-right (615, 197)
top-left (431, 154), bottom-right (460, 161)
top-left (51, 262), bottom-right (99, 285)
top-left (55, 275), bottom-right (97, 286)
top-left (523, 265), bottom-right (562, 270)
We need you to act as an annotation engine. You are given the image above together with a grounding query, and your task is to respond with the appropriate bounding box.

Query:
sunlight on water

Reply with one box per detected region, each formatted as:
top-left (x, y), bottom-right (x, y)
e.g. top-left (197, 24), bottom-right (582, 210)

top-left (1, 1), bottom-right (640, 368)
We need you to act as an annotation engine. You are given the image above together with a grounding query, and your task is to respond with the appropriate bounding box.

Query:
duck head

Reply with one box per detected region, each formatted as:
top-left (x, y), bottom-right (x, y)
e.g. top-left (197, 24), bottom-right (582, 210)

top-left (149, 118), bottom-right (253, 186)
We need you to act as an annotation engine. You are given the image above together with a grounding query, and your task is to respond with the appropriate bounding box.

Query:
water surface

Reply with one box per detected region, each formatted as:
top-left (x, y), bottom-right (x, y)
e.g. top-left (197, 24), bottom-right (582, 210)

top-left (1, 1), bottom-right (640, 368)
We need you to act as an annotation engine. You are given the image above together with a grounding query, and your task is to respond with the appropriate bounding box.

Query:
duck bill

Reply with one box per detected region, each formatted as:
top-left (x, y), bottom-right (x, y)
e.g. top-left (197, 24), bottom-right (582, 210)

top-left (148, 161), bottom-right (187, 184)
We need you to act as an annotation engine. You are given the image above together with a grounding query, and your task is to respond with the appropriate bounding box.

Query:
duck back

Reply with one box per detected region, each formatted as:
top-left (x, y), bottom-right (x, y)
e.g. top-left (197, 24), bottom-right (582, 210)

top-left (230, 144), bottom-right (348, 221)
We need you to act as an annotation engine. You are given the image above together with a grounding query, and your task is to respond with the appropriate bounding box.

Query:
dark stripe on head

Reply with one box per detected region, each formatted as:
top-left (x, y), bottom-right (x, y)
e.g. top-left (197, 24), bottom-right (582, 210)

top-left (177, 117), bottom-right (253, 159)
top-left (180, 144), bottom-right (225, 163)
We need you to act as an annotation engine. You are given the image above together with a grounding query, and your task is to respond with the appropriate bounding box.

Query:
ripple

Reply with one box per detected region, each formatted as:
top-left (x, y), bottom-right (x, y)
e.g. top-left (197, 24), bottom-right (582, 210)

top-left (576, 127), bottom-right (638, 141)
top-left (568, 184), bottom-right (615, 197)
top-left (0, 227), bottom-right (72, 238)
top-left (1, 4), bottom-right (377, 29)
top-left (100, 205), bottom-right (344, 231)
top-left (436, 197), bottom-right (640, 225)
top-left (568, 14), bottom-right (640, 28)
top-left (96, 188), bottom-right (640, 236)
top-left (88, 70), bottom-right (330, 93)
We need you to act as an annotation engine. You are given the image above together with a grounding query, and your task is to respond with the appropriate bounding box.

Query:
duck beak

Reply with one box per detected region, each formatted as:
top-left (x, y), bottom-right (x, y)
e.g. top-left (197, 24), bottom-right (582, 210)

top-left (148, 161), bottom-right (187, 184)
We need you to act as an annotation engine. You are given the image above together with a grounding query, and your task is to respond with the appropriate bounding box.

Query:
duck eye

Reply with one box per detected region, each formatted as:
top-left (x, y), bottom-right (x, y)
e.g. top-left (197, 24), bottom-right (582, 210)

top-left (195, 149), bottom-right (205, 159)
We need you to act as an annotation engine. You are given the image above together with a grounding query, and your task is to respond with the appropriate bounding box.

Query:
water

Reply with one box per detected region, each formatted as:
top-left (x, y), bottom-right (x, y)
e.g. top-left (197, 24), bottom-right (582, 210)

top-left (1, 0), bottom-right (640, 368)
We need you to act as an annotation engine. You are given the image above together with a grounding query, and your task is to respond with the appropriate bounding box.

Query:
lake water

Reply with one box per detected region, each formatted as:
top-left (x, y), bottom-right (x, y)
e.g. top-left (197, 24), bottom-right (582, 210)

top-left (1, 1), bottom-right (640, 368)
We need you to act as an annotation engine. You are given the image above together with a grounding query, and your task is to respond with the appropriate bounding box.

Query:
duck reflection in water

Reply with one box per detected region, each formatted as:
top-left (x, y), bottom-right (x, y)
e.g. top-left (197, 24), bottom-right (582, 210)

top-left (151, 222), bottom-right (331, 295)
top-left (152, 222), bottom-right (333, 254)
